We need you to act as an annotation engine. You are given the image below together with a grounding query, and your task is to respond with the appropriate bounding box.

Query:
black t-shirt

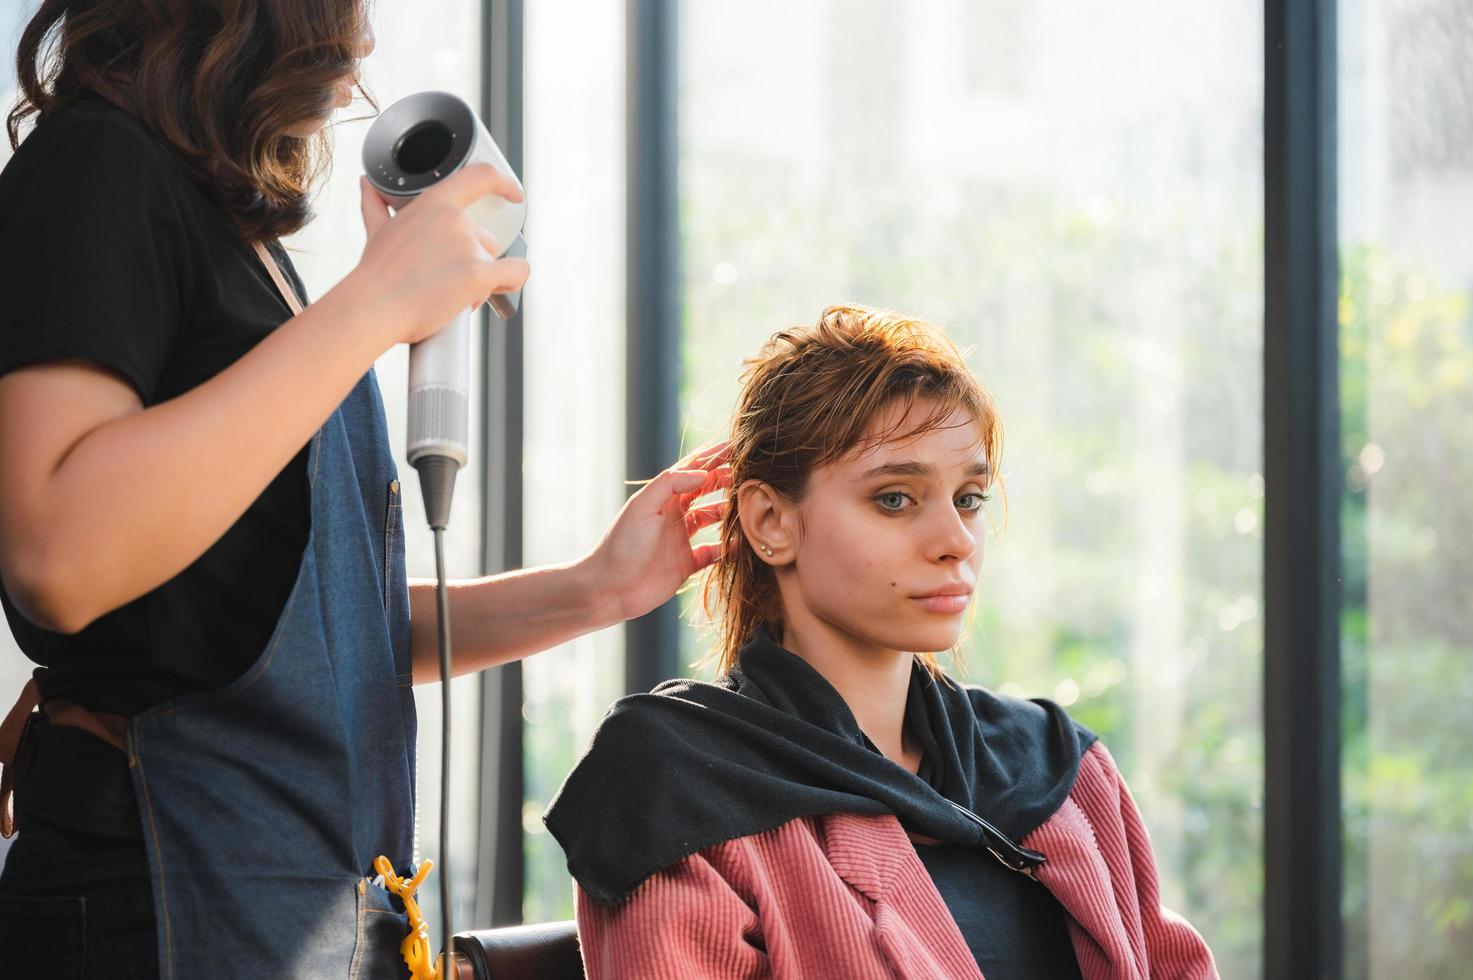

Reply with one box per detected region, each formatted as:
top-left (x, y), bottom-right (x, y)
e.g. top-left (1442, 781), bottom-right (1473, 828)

top-left (913, 754), bottom-right (1085, 979)
top-left (0, 96), bottom-right (313, 835)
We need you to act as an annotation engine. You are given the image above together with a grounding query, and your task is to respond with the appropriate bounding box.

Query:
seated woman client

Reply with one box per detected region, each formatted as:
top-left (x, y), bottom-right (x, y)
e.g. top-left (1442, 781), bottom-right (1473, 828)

top-left (545, 305), bottom-right (1218, 979)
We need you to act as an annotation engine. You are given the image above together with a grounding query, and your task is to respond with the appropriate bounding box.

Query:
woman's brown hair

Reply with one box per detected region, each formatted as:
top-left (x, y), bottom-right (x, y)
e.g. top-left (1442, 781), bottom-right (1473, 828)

top-left (7, 0), bottom-right (374, 242)
top-left (699, 303), bottom-right (1005, 677)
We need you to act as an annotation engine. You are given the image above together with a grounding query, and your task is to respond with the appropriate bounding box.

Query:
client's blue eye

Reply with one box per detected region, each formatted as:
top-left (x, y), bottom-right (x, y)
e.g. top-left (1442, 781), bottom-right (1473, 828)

top-left (957, 493), bottom-right (991, 512)
top-left (876, 492), bottom-right (909, 512)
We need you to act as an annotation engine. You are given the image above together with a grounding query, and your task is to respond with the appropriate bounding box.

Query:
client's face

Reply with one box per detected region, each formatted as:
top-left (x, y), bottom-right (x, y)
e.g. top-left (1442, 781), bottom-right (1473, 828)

top-left (780, 398), bottom-right (988, 658)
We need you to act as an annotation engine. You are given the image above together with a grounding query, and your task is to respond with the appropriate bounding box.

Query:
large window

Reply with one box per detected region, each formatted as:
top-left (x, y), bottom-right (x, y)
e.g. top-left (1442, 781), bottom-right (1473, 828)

top-left (675, 2), bottom-right (1264, 975)
top-left (4, 4), bottom-right (1470, 975)
top-left (518, 0), bottom-right (628, 921)
top-left (1339, 0), bottom-right (1473, 974)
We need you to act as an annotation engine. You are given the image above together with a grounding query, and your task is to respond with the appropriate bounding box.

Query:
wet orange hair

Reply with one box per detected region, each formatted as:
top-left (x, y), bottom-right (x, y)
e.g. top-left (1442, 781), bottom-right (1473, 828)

top-left (699, 304), bottom-right (1005, 677)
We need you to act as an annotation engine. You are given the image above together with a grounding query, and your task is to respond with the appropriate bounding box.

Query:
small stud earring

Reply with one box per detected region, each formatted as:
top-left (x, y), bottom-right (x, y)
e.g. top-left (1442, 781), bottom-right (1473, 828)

top-left (760, 544), bottom-right (774, 557)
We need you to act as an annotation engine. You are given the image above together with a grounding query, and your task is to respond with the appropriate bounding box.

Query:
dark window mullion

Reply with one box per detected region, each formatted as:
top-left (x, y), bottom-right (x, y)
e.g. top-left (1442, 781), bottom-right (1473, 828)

top-left (1263, 0), bottom-right (1341, 977)
top-left (624, 0), bottom-right (682, 695)
top-left (477, 0), bottom-right (526, 929)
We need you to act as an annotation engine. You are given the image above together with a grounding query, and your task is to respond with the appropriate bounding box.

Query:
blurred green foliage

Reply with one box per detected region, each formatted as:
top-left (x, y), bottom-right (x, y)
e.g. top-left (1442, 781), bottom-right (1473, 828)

top-left (522, 158), bottom-right (1470, 980)
top-left (1339, 245), bottom-right (1473, 979)
top-left (670, 182), bottom-right (1269, 977)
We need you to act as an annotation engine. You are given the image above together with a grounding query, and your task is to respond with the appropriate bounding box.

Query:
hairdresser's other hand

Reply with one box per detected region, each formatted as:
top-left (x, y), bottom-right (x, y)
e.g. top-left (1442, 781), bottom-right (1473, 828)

top-left (582, 441), bottom-right (732, 623)
top-left (343, 163), bottom-right (530, 347)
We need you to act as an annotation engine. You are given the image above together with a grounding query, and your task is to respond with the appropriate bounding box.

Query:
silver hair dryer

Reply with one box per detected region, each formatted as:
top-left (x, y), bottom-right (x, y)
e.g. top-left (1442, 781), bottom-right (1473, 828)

top-left (362, 91), bottom-right (527, 529)
top-left (361, 92), bottom-right (527, 978)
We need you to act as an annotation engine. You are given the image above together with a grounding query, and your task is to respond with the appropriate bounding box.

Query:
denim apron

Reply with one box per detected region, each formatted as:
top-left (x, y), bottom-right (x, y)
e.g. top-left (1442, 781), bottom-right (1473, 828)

top-left (125, 243), bottom-right (419, 978)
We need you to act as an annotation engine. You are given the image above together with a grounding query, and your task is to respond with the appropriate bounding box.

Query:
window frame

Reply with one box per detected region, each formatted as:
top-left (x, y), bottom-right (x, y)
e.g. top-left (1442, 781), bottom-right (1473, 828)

top-left (489, 5), bottom-right (1352, 976)
top-left (475, 0), bottom-right (528, 928)
top-left (1263, 0), bottom-right (1342, 976)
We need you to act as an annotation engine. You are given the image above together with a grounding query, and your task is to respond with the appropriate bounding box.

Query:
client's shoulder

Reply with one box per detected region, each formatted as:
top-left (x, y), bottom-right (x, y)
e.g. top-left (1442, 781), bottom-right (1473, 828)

top-left (952, 677), bottom-right (1098, 754)
top-left (584, 674), bottom-right (741, 742)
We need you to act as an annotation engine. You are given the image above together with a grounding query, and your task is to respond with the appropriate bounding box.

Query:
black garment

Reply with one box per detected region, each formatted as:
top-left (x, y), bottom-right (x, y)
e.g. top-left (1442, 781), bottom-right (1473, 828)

top-left (545, 625), bottom-right (1097, 904)
top-left (12, 716), bottom-right (145, 840)
top-left (913, 755), bottom-right (1084, 979)
top-left (913, 842), bottom-right (1084, 980)
top-left (0, 95), bottom-right (312, 839)
top-left (0, 815), bottom-right (158, 979)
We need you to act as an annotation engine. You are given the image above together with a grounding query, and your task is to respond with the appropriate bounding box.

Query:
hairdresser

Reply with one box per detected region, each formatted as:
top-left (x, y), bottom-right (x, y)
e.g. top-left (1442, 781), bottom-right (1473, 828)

top-left (0, 3), bottom-right (728, 978)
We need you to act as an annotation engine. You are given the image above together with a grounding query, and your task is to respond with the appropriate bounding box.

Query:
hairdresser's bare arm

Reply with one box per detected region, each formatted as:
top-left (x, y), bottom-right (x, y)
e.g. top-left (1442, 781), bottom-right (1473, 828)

top-left (406, 561), bottom-right (621, 683)
top-left (0, 163), bottom-right (527, 635)
top-left (406, 446), bottom-right (731, 683)
top-left (0, 287), bottom-right (394, 634)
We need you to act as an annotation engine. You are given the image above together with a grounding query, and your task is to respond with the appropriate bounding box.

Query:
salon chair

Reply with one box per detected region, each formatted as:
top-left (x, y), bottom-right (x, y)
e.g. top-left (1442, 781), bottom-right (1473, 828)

top-left (453, 920), bottom-right (584, 980)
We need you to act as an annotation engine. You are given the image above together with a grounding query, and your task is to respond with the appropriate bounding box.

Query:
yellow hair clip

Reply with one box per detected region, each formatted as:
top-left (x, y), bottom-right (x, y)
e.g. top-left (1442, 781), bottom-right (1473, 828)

top-left (373, 854), bottom-right (447, 980)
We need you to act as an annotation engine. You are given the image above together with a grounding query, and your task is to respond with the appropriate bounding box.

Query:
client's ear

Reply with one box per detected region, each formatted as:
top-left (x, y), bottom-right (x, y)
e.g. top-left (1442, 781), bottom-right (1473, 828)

top-left (736, 481), bottom-right (797, 564)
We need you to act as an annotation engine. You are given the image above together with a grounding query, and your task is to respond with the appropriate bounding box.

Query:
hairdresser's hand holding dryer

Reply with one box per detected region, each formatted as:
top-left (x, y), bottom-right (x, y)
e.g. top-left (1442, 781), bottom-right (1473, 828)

top-left (354, 165), bottom-right (728, 682)
top-left (0, 7), bottom-right (725, 978)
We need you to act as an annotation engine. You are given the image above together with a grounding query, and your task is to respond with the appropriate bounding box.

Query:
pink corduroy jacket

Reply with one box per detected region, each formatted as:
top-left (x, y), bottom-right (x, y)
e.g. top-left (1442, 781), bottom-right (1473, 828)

top-left (575, 740), bottom-right (1217, 979)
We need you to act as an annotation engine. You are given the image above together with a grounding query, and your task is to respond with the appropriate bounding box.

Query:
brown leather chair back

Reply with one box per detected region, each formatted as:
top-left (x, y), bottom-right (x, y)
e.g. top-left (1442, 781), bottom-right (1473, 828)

top-left (453, 920), bottom-right (583, 980)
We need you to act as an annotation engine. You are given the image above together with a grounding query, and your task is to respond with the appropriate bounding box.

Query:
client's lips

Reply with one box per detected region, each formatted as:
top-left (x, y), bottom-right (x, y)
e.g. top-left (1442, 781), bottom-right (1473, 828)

top-left (909, 584), bottom-right (973, 614)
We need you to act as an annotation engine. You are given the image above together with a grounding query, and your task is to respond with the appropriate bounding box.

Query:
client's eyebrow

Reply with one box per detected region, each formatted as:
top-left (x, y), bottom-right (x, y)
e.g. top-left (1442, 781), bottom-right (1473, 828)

top-left (860, 460), bottom-right (991, 480)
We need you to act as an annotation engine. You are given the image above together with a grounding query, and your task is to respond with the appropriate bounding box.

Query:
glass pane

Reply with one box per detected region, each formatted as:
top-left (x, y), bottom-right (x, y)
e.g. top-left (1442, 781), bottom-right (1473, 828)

top-left (679, 2), bottom-right (1264, 974)
top-left (285, 2), bottom-right (486, 933)
top-left (519, 0), bottom-right (627, 922)
top-left (1339, 2), bottom-right (1473, 975)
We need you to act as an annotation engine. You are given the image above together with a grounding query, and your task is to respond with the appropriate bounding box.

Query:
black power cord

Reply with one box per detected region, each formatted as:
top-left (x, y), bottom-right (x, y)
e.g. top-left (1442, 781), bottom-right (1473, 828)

top-left (432, 526), bottom-right (454, 975)
top-left (416, 454), bottom-right (460, 976)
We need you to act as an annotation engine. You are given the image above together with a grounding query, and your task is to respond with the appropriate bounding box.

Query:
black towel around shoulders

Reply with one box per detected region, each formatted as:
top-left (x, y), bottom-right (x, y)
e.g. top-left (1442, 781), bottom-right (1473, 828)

top-left (544, 626), bottom-right (1096, 904)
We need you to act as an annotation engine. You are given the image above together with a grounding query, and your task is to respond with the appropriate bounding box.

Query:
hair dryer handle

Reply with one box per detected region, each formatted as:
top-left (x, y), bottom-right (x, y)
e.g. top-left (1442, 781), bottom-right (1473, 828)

top-left (406, 307), bottom-right (473, 469)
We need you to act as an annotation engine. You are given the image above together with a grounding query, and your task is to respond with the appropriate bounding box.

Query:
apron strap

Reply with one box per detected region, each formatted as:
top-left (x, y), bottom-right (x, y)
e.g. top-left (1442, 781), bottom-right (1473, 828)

top-left (46, 701), bottom-right (127, 752)
top-left (252, 239), bottom-right (306, 316)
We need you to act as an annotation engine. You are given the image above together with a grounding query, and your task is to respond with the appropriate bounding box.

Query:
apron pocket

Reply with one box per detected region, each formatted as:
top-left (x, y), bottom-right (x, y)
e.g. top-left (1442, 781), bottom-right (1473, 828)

top-left (351, 877), bottom-right (413, 980)
top-left (0, 893), bottom-right (86, 978)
